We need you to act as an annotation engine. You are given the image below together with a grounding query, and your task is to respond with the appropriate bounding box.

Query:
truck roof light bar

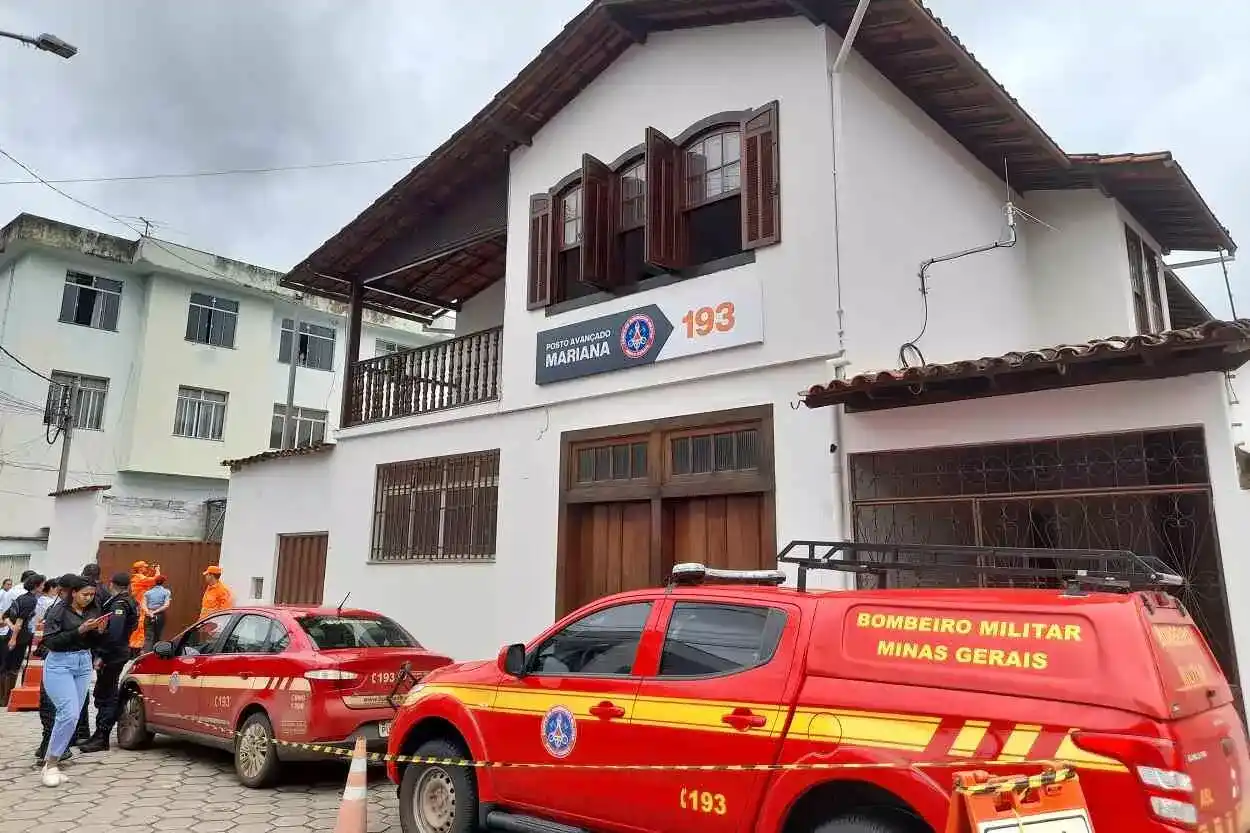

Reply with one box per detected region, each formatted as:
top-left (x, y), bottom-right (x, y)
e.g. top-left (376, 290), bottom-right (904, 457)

top-left (670, 562), bottom-right (787, 588)
top-left (776, 541), bottom-right (1184, 594)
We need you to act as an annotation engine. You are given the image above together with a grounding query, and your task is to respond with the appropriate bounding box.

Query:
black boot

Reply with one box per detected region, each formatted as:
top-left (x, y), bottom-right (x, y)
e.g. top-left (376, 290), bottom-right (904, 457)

top-left (79, 732), bottom-right (109, 753)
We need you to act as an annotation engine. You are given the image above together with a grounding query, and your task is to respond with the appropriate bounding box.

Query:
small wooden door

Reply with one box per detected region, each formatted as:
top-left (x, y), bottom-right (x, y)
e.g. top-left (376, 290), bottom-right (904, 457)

top-left (97, 540), bottom-right (220, 636)
top-left (564, 502), bottom-right (654, 614)
top-left (664, 493), bottom-right (773, 571)
top-left (274, 534), bottom-right (328, 605)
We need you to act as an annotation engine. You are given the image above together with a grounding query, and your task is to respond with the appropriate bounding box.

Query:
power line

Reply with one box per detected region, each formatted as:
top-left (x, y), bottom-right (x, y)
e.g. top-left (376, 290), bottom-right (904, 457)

top-left (0, 152), bottom-right (430, 186)
top-left (0, 343), bottom-right (52, 382)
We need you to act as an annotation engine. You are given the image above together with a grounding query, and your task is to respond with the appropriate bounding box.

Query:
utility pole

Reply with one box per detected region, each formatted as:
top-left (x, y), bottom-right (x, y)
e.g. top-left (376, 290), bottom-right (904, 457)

top-left (281, 304), bottom-right (301, 449)
top-left (55, 379), bottom-right (78, 492)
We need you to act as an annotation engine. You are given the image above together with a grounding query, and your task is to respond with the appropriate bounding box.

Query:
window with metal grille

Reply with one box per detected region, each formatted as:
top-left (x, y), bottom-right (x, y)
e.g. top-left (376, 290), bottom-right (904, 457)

top-left (44, 372), bottom-right (108, 431)
top-left (59, 272), bottom-right (122, 331)
top-left (279, 318), bottom-right (336, 371)
top-left (371, 450), bottom-right (500, 563)
top-left (671, 428), bottom-right (759, 476)
top-left (374, 338), bottom-right (411, 356)
top-left (185, 292), bottom-right (239, 348)
top-left (270, 404), bottom-right (327, 449)
top-left (174, 386), bottom-right (228, 440)
top-left (574, 440), bottom-right (648, 484)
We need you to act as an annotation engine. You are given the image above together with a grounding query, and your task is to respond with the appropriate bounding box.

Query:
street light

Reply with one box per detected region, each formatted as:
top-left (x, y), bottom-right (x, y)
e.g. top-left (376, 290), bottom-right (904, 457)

top-left (0, 29), bottom-right (77, 59)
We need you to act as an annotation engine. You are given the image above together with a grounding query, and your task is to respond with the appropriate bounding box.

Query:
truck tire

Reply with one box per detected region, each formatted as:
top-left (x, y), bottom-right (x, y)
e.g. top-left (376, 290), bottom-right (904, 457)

top-left (814, 811), bottom-right (929, 833)
top-left (398, 738), bottom-right (479, 833)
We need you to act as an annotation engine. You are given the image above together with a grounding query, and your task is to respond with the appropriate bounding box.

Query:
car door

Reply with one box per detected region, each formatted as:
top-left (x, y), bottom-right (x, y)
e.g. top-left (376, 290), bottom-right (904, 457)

top-left (194, 613), bottom-right (288, 743)
top-left (146, 613), bottom-right (234, 735)
top-left (484, 599), bottom-right (659, 829)
top-left (626, 597), bottom-right (801, 833)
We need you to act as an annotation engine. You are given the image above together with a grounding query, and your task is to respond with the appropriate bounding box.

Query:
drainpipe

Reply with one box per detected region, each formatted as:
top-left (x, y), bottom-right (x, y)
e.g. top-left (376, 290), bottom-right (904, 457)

top-left (826, 0), bottom-right (871, 559)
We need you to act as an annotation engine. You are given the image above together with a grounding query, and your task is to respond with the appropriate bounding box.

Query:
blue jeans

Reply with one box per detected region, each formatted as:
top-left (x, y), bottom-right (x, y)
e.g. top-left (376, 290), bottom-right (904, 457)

top-left (43, 650), bottom-right (92, 759)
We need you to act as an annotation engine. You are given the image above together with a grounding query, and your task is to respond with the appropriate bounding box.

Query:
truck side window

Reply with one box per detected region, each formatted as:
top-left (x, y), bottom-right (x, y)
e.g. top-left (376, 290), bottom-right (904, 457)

top-left (529, 601), bottom-right (653, 676)
top-left (658, 603), bottom-right (786, 677)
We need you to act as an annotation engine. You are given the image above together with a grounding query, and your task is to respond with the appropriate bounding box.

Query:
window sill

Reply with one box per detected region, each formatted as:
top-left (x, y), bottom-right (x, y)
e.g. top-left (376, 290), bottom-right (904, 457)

top-left (185, 337), bottom-right (237, 350)
top-left (172, 434), bottom-right (225, 442)
top-left (277, 360), bottom-right (334, 373)
top-left (544, 250), bottom-right (756, 318)
top-left (57, 319), bottom-right (118, 333)
top-left (367, 557), bottom-right (497, 566)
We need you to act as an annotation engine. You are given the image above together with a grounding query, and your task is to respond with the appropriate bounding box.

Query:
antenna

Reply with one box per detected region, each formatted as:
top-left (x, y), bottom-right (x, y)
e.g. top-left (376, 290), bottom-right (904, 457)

top-left (336, 592), bottom-right (350, 615)
top-left (1002, 158), bottom-right (1058, 232)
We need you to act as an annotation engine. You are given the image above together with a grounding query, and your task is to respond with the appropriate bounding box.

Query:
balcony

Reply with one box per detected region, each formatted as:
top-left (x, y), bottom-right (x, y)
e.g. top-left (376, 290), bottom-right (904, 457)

top-left (346, 327), bottom-right (502, 425)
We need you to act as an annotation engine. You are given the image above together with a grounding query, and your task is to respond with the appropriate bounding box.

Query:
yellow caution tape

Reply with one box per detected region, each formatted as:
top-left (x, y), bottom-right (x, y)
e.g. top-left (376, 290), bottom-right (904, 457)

top-left (955, 768), bottom-right (1077, 795)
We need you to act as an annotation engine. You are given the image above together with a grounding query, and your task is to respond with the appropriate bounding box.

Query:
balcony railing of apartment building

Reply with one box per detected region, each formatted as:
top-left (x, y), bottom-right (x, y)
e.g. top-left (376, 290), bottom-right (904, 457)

top-left (346, 326), bottom-right (502, 425)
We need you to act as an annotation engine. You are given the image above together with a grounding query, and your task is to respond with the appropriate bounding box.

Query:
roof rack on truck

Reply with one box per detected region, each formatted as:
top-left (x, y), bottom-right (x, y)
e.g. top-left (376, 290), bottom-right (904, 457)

top-left (776, 540), bottom-right (1183, 594)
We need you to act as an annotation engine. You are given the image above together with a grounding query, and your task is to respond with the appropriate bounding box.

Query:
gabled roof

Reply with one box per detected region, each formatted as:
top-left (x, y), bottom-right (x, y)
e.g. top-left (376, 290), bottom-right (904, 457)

top-left (223, 443), bottom-right (335, 473)
top-left (283, 0), bottom-right (1234, 306)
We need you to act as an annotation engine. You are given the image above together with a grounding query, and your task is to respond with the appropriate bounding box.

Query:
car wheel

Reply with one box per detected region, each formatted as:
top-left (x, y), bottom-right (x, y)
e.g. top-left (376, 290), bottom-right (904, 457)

top-left (235, 712), bottom-right (281, 789)
top-left (116, 688), bottom-right (154, 750)
top-left (814, 811), bottom-right (928, 833)
top-left (398, 739), bottom-right (478, 833)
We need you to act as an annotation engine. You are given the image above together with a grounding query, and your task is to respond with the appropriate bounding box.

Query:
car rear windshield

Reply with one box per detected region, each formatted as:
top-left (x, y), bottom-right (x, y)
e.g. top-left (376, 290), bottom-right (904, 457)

top-left (297, 615), bottom-right (420, 650)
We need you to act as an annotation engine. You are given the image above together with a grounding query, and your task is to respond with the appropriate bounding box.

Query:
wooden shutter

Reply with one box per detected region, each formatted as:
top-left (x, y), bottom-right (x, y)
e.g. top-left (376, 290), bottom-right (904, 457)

top-left (742, 101), bottom-right (781, 249)
top-left (580, 154), bottom-right (621, 289)
top-left (645, 127), bottom-right (687, 271)
top-left (527, 194), bottom-right (553, 308)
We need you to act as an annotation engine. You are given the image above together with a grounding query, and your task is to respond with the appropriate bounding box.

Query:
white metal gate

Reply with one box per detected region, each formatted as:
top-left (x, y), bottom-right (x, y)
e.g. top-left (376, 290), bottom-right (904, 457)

top-left (0, 554), bottom-right (31, 584)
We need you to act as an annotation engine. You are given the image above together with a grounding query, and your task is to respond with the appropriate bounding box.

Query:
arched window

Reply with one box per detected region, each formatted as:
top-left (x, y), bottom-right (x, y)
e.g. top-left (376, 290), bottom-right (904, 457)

top-left (683, 127), bottom-right (743, 266)
top-left (555, 182), bottom-right (596, 302)
top-left (618, 160), bottom-right (648, 284)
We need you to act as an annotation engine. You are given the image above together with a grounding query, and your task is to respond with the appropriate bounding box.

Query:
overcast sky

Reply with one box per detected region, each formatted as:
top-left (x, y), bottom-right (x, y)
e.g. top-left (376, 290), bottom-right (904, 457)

top-left (0, 1), bottom-right (1243, 323)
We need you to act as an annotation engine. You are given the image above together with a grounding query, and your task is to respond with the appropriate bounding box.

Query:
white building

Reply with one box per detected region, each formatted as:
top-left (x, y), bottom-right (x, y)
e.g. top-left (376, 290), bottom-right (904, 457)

top-left (0, 214), bottom-right (442, 580)
top-left (218, 0), bottom-right (1246, 702)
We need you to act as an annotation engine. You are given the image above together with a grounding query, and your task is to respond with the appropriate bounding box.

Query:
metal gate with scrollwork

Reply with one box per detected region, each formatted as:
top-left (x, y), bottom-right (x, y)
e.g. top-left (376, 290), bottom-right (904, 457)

top-left (849, 427), bottom-right (1240, 697)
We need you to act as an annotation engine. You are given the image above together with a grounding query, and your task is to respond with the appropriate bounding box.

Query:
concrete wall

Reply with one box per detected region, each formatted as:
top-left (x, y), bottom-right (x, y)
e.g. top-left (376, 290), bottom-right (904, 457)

top-left (102, 472), bottom-right (227, 540)
top-left (43, 490), bottom-right (108, 579)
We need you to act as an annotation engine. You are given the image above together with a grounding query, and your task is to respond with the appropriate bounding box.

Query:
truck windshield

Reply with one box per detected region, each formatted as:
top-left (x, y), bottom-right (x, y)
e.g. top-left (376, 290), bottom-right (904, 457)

top-left (297, 615), bottom-right (420, 650)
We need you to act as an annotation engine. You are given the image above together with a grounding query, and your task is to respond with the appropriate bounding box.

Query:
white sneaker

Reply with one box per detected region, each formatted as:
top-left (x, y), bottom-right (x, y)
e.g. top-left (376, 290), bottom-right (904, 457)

top-left (40, 765), bottom-right (63, 787)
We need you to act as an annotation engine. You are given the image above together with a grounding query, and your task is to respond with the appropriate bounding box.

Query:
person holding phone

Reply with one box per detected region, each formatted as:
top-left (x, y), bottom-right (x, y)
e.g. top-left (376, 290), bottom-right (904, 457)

top-left (39, 574), bottom-right (106, 787)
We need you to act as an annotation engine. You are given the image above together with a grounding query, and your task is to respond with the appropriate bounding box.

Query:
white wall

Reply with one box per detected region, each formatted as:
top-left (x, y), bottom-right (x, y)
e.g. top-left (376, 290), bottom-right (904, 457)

top-left (842, 372), bottom-right (1250, 684)
top-left (103, 472), bottom-right (227, 540)
top-left (43, 490), bottom-right (108, 579)
top-left (221, 359), bottom-right (837, 660)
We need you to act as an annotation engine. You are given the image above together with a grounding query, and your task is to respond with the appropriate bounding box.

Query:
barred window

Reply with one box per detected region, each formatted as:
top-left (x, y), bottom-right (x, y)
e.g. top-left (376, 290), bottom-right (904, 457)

top-left (59, 272), bottom-right (122, 331)
top-left (44, 372), bottom-right (109, 431)
top-left (371, 450), bottom-right (500, 563)
top-left (186, 292), bottom-right (239, 348)
top-left (270, 404), bottom-right (327, 449)
top-left (671, 427), bottom-right (759, 476)
top-left (174, 386), bottom-right (228, 441)
top-left (279, 318), bottom-right (336, 371)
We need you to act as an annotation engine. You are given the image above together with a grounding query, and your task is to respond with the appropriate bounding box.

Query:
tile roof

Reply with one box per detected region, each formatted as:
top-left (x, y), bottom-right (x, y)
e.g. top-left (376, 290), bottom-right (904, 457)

top-left (222, 443), bottom-right (335, 473)
top-left (48, 484), bottom-right (111, 498)
top-left (283, 0), bottom-right (1231, 316)
top-left (803, 320), bottom-right (1250, 411)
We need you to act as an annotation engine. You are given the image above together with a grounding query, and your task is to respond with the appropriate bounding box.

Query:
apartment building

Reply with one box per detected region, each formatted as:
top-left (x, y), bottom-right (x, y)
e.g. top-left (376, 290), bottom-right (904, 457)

top-left (217, 0), bottom-right (1246, 703)
top-left (0, 213), bottom-right (441, 579)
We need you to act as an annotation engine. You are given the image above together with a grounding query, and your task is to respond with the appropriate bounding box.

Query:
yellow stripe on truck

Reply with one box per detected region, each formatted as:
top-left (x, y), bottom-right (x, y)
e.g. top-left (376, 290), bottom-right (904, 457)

top-left (950, 720), bottom-right (990, 757)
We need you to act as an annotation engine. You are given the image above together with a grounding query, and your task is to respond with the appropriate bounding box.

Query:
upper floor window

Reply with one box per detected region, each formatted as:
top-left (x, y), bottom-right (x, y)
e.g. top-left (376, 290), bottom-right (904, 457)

top-left (1125, 226), bottom-right (1165, 333)
top-left (44, 372), bottom-right (108, 431)
top-left (174, 386), bottom-right (227, 441)
top-left (279, 319), bottom-right (335, 371)
top-left (527, 101), bottom-right (780, 311)
top-left (185, 292), bottom-right (239, 348)
top-left (375, 338), bottom-right (412, 356)
top-left (59, 272), bottom-right (121, 331)
top-left (270, 404), bottom-right (327, 450)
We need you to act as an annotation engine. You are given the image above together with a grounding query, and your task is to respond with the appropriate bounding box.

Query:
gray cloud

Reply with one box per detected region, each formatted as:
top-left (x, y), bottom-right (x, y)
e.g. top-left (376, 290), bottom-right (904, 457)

top-left (1, 0), bottom-right (1242, 320)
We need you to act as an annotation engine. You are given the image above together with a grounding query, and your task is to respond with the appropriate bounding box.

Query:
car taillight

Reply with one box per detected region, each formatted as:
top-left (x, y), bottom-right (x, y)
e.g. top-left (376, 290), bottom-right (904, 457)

top-left (304, 669), bottom-right (359, 690)
top-left (1072, 732), bottom-right (1196, 826)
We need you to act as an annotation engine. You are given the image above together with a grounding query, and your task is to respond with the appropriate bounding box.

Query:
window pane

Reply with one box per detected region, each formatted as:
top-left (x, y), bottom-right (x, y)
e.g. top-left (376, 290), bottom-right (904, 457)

top-left (714, 432), bottom-right (736, 471)
top-left (298, 615), bottom-right (419, 649)
top-left (691, 435), bottom-right (713, 474)
top-left (723, 131), bottom-right (741, 163)
top-left (611, 445), bottom-right (629, 480)
top-left (576, 449), bottom-right (594, 483)
top-left (185, 305), bottom-right (202, 341)
top-left (190, 292), bottom-right (213, 306)
top-left (631, 443), bottom-right (648, 478)
top-left (594, 447), bottom-right (611, 480)
top-left (97, 277), bottom-right (124, 294)
top-left (58, 285), bottom-right (77, 324)
top-left (659, 604), bottom-right (785, 676)
top-left (74, 289), bottom-right (96, 326)
top-left (278, 329), bottom-right (292, 363)
top-left (222, 615), bottom-right (274, 654)
top-left (270, 414), bottom-right (284, 449)
top-left (672, 437), bottom-right (691, 475)
top-left (530, 602), bottom-right (652, 675)
top-left (735, 430), bottom-right (759, 470)
top-left (705, 133), bottom-right (723, 168)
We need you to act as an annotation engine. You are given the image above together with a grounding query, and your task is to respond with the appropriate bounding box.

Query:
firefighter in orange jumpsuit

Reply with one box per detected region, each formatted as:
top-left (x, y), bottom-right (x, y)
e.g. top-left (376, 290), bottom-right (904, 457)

top-left (200, 566), bottom-right (234, 618)
top-left (128, 561), bottom-right (158, 657)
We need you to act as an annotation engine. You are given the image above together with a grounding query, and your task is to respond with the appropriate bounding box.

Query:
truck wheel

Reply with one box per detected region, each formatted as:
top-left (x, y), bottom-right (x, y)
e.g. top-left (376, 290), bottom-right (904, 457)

top-left (815, 811), bottom-right (928, 833)
top-left (235, 712), bottom-right (281, 789)
top-left (398, 738), bottom-right (478, 833)
top-left (116, 688), bottom-right (154, 750)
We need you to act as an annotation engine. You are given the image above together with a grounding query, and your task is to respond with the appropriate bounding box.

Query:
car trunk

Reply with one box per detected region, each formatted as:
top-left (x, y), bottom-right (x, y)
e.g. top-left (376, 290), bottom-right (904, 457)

top-left (315, 647), bottom-right (452, 707)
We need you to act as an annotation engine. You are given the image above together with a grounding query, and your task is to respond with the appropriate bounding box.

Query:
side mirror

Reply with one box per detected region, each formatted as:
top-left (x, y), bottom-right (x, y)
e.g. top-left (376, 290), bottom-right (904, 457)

top-left (498, 643), bottom-right (527, 678)
top-left (153, 641), bottom-right (174, 660)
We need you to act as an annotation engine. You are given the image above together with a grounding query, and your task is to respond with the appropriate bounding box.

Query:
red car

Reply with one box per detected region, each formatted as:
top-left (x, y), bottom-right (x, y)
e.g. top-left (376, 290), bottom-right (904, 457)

top-left (115, 604), bottom-right (452, 787)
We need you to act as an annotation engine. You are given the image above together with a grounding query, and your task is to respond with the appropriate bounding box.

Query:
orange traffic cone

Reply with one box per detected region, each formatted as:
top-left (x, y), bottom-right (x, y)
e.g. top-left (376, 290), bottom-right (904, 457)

top-left (334, 737), bottom-right (369, 833)
top-left (8, 623), bottom-right (44, 712)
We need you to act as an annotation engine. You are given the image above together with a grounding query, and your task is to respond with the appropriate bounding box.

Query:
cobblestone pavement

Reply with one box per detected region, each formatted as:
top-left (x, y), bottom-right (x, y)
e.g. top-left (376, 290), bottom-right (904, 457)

top-left (0, 709), bottom-right (402, 833)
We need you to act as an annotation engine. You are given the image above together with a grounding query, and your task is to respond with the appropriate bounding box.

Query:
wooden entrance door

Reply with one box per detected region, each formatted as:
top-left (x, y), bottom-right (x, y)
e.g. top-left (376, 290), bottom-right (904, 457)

top-left (565, 502), bottom-right (654, 613)
top-left (665, 493), bottom-right (773, 572)
top-left (97, 540), bottom-right (220, 636)
top-left (274, 533), bottom-right (329, 605)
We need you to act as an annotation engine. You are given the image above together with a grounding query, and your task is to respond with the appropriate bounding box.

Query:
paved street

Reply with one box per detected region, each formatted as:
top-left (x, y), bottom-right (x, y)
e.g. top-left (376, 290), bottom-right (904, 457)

top-left (0, 709), bottom-right (402, 833)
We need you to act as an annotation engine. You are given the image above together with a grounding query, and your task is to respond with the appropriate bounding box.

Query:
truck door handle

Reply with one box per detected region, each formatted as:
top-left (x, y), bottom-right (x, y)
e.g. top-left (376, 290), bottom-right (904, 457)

top-left (722, 708), bottom-right (767, 731)
top-left (589, 701), bottom-right (626, 720)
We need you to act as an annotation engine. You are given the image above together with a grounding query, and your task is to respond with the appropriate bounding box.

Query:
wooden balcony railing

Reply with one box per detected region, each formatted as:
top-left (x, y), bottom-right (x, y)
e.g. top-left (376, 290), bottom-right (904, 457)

top-left (346, 327), bottom-right (502, 425)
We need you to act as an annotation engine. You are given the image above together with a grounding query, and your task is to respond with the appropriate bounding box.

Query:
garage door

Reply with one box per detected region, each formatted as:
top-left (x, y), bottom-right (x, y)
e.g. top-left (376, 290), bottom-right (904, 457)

top-left (665, 494), bottom-right (772, 572)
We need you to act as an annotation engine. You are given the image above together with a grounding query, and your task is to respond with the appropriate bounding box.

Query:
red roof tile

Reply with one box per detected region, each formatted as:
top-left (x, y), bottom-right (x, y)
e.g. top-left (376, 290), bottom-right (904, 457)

top-left (223, 443), bottom-right (335, 473)
top-left (48, 484), bottom-right (111, 498)
top-left (803, 320), bottom-right (1250, 411)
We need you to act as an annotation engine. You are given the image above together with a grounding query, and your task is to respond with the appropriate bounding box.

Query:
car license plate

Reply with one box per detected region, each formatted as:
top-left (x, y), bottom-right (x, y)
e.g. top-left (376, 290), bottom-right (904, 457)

top-left (378, 721), bottom-right (391, 739)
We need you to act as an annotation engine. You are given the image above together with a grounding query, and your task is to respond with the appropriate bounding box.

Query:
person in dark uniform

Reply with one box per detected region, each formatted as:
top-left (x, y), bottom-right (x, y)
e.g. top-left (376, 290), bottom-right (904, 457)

top-left (80, 572), bottom-right (138, 753)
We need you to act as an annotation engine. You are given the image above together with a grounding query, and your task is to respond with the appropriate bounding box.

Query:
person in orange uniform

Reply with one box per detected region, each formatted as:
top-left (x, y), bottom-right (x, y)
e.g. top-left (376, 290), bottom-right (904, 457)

top-left (200, 566), bottom-right (233, 618)
top-left (128, 562), bottom-right (158, 658)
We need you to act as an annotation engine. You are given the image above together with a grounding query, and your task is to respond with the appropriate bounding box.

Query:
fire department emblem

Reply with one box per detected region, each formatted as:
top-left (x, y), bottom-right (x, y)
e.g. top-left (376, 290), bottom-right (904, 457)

top-left (620, 313), bottom-right (656, 360)
top-left (168, 672), bottom-right (180, 694)
top-left (540, 705), bottom-right (576, 759)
